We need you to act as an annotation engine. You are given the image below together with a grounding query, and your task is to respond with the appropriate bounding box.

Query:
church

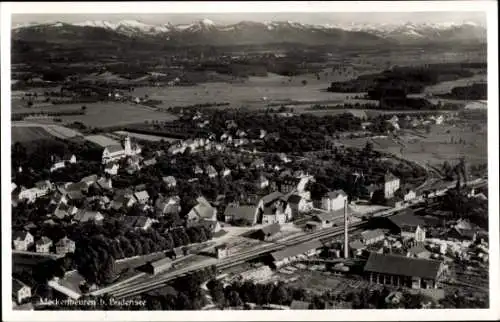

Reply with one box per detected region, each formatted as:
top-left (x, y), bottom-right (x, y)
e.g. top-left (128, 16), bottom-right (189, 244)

top-left (102, 136), bottom-right (141, 164)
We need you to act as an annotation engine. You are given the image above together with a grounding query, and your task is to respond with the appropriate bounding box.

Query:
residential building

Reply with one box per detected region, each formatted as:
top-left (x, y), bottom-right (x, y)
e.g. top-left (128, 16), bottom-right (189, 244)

top-left (95, 177), bottom-right (113, 191)
top-left (384, 172), bottom-right (400, 199)
top-left (205, 165), bottom-right (218, 178)
top-left (154, 196), bottom-right (181, 216)
top-left (124, 216), bottom-right (156, 230)
top-left (193, 165), bottom-right (203, 175)
top-left (261, 207), bottom-right (287, 225)
top-left (102, 136), bottom-right (141, 164)
top-left (256, 175), bottom-right (269, 189)
top-left (162, 176), bottom-right (177, 188)
top-left (35, 236), bottom-right (53, 253)
top-left (104, 162), bottom-right (120, 176)
top-left (278, 153), bottom-right (291, 164)
top-left (133, 190), bottom-right (150, 204)
top-left (321, 190), bottom-right (348, 212)
top-left (143, 158), bottom-right (157, 167)
top-left (287, 194), bottom-right (312, 217)
top-left (360, 229), bottom-right (386, 246)
top-left (224, 205), bottom-right (260, 226)
top-left (55, 237), bottom-right (76, 255)
top-left (73, 210), bottom-right (104, 223)
top-left (12, 279), bottom-right (31, 304)
top-left (12, 231), bottom-right (34, 251)
top-left (186, 197), bottom-right (217, 227)
top-left (311, 210), bottom-right (341, 229)
top-left (403, 189), bottom-right (417, 202)
top-left (80, 174), bottom-right (99, 187)
top-left (220, 168), bottom-right (231, 178)
top-left (251, 158), bottom-right (265, 169)
top-left (111, 194), bottom-right (136, 210)
top-left (364, 252), bottom-right (447, 289)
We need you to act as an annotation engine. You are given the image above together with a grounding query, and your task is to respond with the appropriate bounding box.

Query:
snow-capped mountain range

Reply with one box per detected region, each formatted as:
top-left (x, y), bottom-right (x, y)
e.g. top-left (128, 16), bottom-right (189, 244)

top-left (12, 19), bottom-right (486, 45)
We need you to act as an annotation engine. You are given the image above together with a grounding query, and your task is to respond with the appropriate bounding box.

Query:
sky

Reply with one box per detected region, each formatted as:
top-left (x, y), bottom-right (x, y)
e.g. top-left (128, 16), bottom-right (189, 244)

top-left (12, 12), bottom-right (487, 26)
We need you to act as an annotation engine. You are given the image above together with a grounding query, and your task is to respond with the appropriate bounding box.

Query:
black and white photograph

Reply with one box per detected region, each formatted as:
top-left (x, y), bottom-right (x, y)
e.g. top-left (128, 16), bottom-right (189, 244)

top-left (1, 1), bottom-right (498, 321)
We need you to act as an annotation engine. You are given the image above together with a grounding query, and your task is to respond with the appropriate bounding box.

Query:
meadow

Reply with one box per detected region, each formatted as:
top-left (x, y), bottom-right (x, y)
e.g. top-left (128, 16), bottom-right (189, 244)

top-left (340, 123), bottom-right (487, 168)
top-left (32, 102), bottom-right (178, 128)
top-left (11, 126), bottom-right (54, 143)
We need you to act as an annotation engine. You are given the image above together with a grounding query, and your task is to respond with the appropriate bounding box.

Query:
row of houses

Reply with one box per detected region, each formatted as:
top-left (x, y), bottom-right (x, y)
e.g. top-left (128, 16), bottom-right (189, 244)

top-left (12, 231), bottom-right (75, 254)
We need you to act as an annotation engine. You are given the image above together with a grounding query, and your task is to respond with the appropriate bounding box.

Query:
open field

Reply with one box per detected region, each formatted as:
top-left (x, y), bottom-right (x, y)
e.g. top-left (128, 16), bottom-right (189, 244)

top-left (424, 75), bottom-right (487, 95)
top-left (11, 121), bottom-right (83, 142)
top-left (131, 70), bottom-right (377, 109)
top-left (11, 126), bottom-right (54, 143)
top-left (340, 123), bottom-right (487, 167)
top-left (19, 102), bottom-right (179, 128)
top-left (84, 135), bottom-right (120, 147)
top-left (114, 131), bottom-right (178, 142)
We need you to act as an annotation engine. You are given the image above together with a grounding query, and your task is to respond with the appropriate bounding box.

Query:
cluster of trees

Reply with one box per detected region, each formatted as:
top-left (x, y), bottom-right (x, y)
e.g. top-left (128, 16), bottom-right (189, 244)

top-left (439, 188), bottom-right (488, 230)
top-left (206, 279), bottom-right (437, 309)
top-left (438, 82), bottom-right (487, 100)
top-left (327, 64), bottom-right (476, 102)
top-left (141, 266), bottom-right (217, 310)
top-left (12, 139), bottom-right (102, 188)
top-left (12, 110), bottom-right (85, 121)
top-left (304, 144), bottom-right (425, 200)
top-left (310, 102), bottom-right (378, 110)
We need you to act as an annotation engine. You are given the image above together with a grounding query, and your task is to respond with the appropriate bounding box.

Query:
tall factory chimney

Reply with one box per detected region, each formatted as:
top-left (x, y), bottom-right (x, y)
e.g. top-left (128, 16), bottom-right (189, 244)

top-left (344, 199), bottom-right (349, 259)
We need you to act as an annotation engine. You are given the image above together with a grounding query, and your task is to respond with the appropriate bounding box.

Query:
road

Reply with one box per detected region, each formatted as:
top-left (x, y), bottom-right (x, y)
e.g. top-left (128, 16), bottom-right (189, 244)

top-left (90, 178), bottom-right (487, 299)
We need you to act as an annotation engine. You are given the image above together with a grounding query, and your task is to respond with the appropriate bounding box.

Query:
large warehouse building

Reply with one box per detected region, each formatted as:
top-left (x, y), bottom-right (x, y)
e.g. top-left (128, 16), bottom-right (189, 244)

top-left (363, 252), bottom-right (447, 289)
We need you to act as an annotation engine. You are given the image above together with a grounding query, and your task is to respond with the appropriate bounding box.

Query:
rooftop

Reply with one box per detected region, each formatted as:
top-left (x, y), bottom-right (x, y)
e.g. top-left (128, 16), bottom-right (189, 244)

top-left (364, 252), bottom-right (443, 279)
top-left (271, 240), bottom-right (322, 262)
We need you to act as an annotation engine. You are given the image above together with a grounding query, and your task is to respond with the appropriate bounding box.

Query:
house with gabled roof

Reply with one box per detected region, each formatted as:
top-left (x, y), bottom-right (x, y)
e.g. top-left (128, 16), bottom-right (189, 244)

top-left (104, 162), bottom-right (120, 176)
top-left (95, 177), bottom-right (113, 191)
top-left (80, 174), bottom-right (99, 187)
top-left (143, 158), bottom-right (157, 167)
top-left (55, 237), bottom-right (76, 255)
top-left (162, 176), bottom-right (177, 188)
top-left (123, 216), bottom-right (157, 231)
top-left (251, 158), bottom-right (265, 169)
top-left (321, 189), bottom-right (348, 212)
top-left (384, 171), bottom-right (400, 199)
top-left (287, 194), bottom-right (312, 217)
top-left (255, 175), bottom-right (269, 189)
top-left (186, 196), bottom-right (217, 228)
top-left (36, 236), bottom-right (53, 253)
top-left (205, 165), bottom-right (218, 179)
top-left (154, 195), bottom-right (181, 216)
top-left (12, 231), bottom-right (34, 251)
top-left (360, 229), bottom-right (386, 246)
top-left (224, 204), bottom-right (260, 226)
top-left (133, 190), bottom-right (150, 204)
top-left (220, 168), bottom-right (231, 178)
top-left (73, 210), bottom-right (104, 224)
top-left (193, 165), bottom-right (203, 175)
top-left (12, 279), bottom-right (31, 305)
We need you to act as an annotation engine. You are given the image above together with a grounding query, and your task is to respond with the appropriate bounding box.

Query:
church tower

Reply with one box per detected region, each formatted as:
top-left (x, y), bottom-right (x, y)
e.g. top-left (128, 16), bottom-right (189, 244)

top-left (124, 136), bottom-right (132, 155)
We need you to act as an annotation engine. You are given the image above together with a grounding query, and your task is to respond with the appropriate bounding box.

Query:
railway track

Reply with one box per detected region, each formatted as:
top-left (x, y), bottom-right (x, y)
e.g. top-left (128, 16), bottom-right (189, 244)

top-left (91, 179), bottom-right (488, 299)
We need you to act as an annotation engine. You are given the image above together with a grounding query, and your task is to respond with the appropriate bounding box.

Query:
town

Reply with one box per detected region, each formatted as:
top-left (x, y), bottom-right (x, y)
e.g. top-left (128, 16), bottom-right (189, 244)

top-left (9, 11), bottom-right (490, 312)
